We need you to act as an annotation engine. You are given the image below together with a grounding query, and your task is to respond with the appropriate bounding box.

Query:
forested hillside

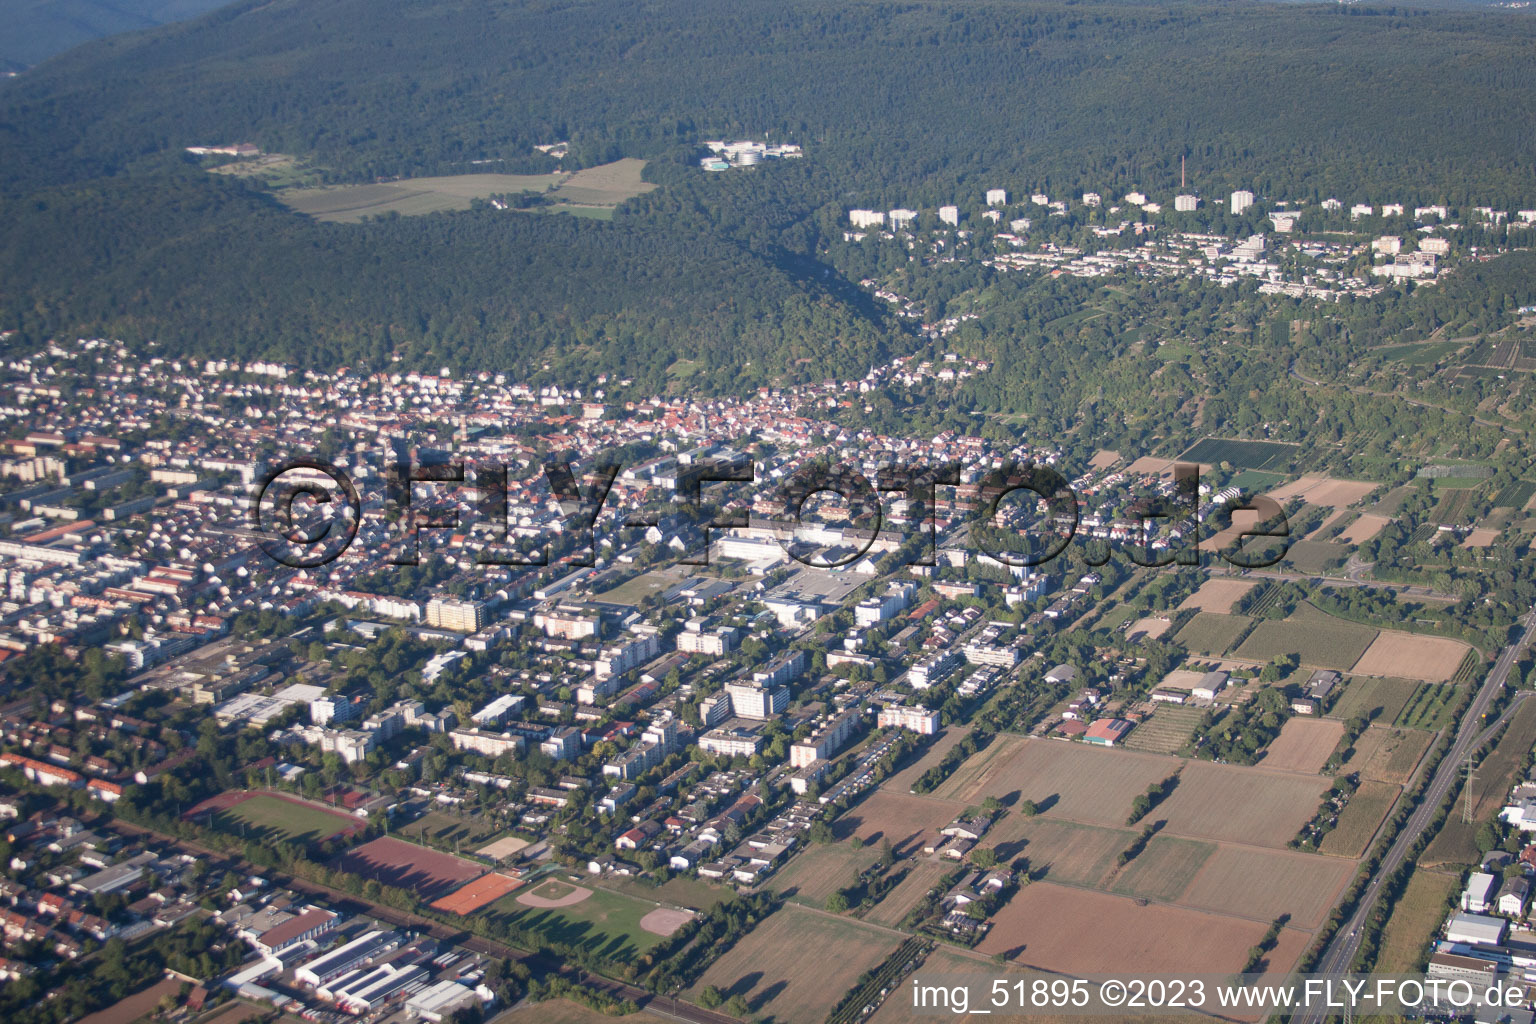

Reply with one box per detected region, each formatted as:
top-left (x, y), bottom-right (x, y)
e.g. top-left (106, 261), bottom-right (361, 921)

top-left (0, 0), bottom-right (232, 71)
top-left (2, 0), bottom-right (1536, 388)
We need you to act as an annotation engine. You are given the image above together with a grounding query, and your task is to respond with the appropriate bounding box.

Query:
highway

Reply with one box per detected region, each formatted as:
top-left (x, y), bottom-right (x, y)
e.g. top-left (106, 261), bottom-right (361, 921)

top-left (1291, 606), bottom-right (1536, 1024)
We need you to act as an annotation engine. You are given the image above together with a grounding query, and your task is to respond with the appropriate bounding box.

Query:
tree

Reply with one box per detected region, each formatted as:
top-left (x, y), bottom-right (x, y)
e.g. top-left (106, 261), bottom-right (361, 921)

top-left (825, 891), bottom-right (849, 913)
top-left (1019, 799), bottom-right (1039, 817)
top-left (972, 847), bottom-right (999, 869)
top-left (699, 986), bottom-right (724, 1009)
top-left (725, 995), bottom-right (751, 1017)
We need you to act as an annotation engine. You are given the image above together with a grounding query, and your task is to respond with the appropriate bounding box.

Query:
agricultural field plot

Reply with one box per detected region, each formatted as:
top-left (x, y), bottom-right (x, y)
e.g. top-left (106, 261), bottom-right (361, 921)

top-left (1267, 476), bottom-right (1381, 508)
top-left (1234, 616), bottom-right (1377, 671)
top-left (979, 883), bottom-right (1309, 976)
top-left (966, 741), bottom-right (1175, 826)
top-left (430, 872), bottom-right (523, 914)
top-left (1089, 450), bottom-right (1122, 469)
top-left (484, 879), bottom-right (672, 959)
top-left (1342, 726), bottom-right (1434, 785)
top-left (689, 906), bottom-right (901, 1024)
top-left (1424, 700), bottom-right (1536, 866)
top-left (886, 727), bottom-right (971, 792)
top-left (865, 859), bottom-right (952, 927)
top-left (1305, 509), bottom-right (1350, 540)
top-left (188, 790), bottom-right (363, 844)
top-left (983, 818), bottom-right (1133, 887)
top-left (1125, 456), bottom-right (1213, 477)
top-left (1174, 612), bottom-right (1254, 655)
top-left (1178, 578), bottom-right (1256, 614)
top-left (1180, 438), bottom-right (1298, 471)
top-left (1431, 486), bottom-right (1479, 525)
top-left (1395, 682), bottom-right (1461, 730)
top-left (1178, 846), bottom-right (1357, 929)
top-left (1281, 540), bottom-right (1349, 575)
top-left (1492, 480), bottom-right (1536, 509)
top-left (838, 791), bottom-right (958, 851)
top-left (1339, 513), bottom-right (1391, 544)
top-left (1463, 528), bottom-right (1501, 548)
top-left (1318, 781), bottom-right (1400, 858)
top-left (332, 837), bottom-right (484, 899)
top-left (1375, 869), bottom-right (1460, 972)
top-left (1328, 676), bottom-right (1421, 725)
top-left (1351, 633), bottom-right (1472, 684)
top-left (1108, 837), bottom-right (1216, 903)
top-left (1261, 718), bottom-right (1344, 773)
top-left (926, 734), bottom-right (1028, 803)
top-left (279, 171), bottom-right (569, 221)
top-left (1121, 705), bottom-right (1204, 755)
top-left (548, 158), bottom-right (658, 206)
top-left (770, 840), bottom-right (885, 907)
top-left (1154, 762), bottom-right (1332, 849)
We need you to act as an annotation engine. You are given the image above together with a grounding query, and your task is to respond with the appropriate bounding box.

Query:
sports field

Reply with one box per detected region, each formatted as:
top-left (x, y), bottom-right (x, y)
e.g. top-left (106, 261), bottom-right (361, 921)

top-left (332, 836), bottom-right (484, 898)
top-left (188, 790), bottom-right (363, 844)
top-left (430, 872), bottom-right (523, 914)
top-left (689, 906), bottom-right (902, 1024)
top-left (485, 878), bottom-right (673, 959)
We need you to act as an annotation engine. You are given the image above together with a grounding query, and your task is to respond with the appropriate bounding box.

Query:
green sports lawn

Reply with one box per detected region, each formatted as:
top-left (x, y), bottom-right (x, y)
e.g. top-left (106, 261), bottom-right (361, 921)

top-left (484, 881), bottom-right (669, 960)
top-left (213, 794), bottom-right (360, 844)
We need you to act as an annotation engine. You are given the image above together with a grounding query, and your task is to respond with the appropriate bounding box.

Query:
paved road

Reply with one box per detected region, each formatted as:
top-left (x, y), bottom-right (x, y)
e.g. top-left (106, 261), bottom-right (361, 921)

top-left (1292, 607), bottom-right (1536, 1024)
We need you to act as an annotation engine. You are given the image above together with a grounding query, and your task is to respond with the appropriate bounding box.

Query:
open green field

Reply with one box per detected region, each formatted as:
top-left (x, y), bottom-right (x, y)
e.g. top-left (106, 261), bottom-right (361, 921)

top-left (593, 570), bottom-right (676, 606)
top-left (1174, 613), bottom-right (1253, 656)
top-left (1317, 780), bottom-right (1399, 857)
top-left (1180, 438), bottom-right (1299, 471)
top-left (1375, 869), bottom-right (1459, 972)
top-left (484, 881), bottom-right (669, 961)
top-left (595, 874), bottom-right (728, 912)
top-left (210, 793), bottom-right (359, 845)
top-left (1121, 705), bottom-right (1204, 755)
top-left (1328, 676), bottom-right (1421, 725)
top-left (1376, 340), bottom-right (1463, 365)
top-left (397, 809), bottom-right (505, 849)
top-left (1109, 837), bottom-right (1216, 902)
top-left (1234, 616), bottom-right (1376, 671)
top-left (1228, 470), bottom-right (1289, 492)
top-left (278, 159), bottom-right (655, 222)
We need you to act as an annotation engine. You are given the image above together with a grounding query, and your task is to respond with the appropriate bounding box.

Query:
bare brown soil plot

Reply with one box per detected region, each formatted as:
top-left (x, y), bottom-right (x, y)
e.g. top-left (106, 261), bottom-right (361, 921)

top-left (690, 905), bottom-right (900, 1024)
top-left (984, 818), bottom-right (1133, 887)
top-left (1463, 528), bottom-right (1500, 548)
top-left (1154, 761), bottom-right (1332, 848)
top-left (1128, 616), bottom-right (1172, 639)
top-left (76, 979), bottom-right (182, 1024)
top-left (980, 882), bottom-right (1302, 976)
top-left (865, 859), bottom-right (951, 927)
top-left (1351, 633), bottom-right (1472, 683)
top-left (968, 741), bottom-right (1175, 826)
top-left (639, 908), bottom-right (694, 936)
top-left (1179, 846), bottom-right (1356, 929)
top-left (1260, 717), bottom-right (1344, 773)
top-left (1268, 476), bottom-right (1379, 508)
top-left (1318, 780), bottom-right (1400, 858)
top-left (839, 791), bottom-right (957, 852)
top-left (1089, 449), bottom-right (1122, 469)
top-left (1339, 513), bottom-right (1389, 544)
top-left (1343, 726), bottom-right (1433, 785)
top-left (927, 733), bottom-right (1028, 803)
top-left (1178, 578), bottom-right (1256, 614)
top-left (1306, 509), bottom-right (1350, 540)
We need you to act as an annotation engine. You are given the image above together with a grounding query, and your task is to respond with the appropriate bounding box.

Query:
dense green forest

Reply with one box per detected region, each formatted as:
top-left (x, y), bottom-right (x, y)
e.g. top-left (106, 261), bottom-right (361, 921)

top-left (3, 0), bottom-right (1536, 397)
